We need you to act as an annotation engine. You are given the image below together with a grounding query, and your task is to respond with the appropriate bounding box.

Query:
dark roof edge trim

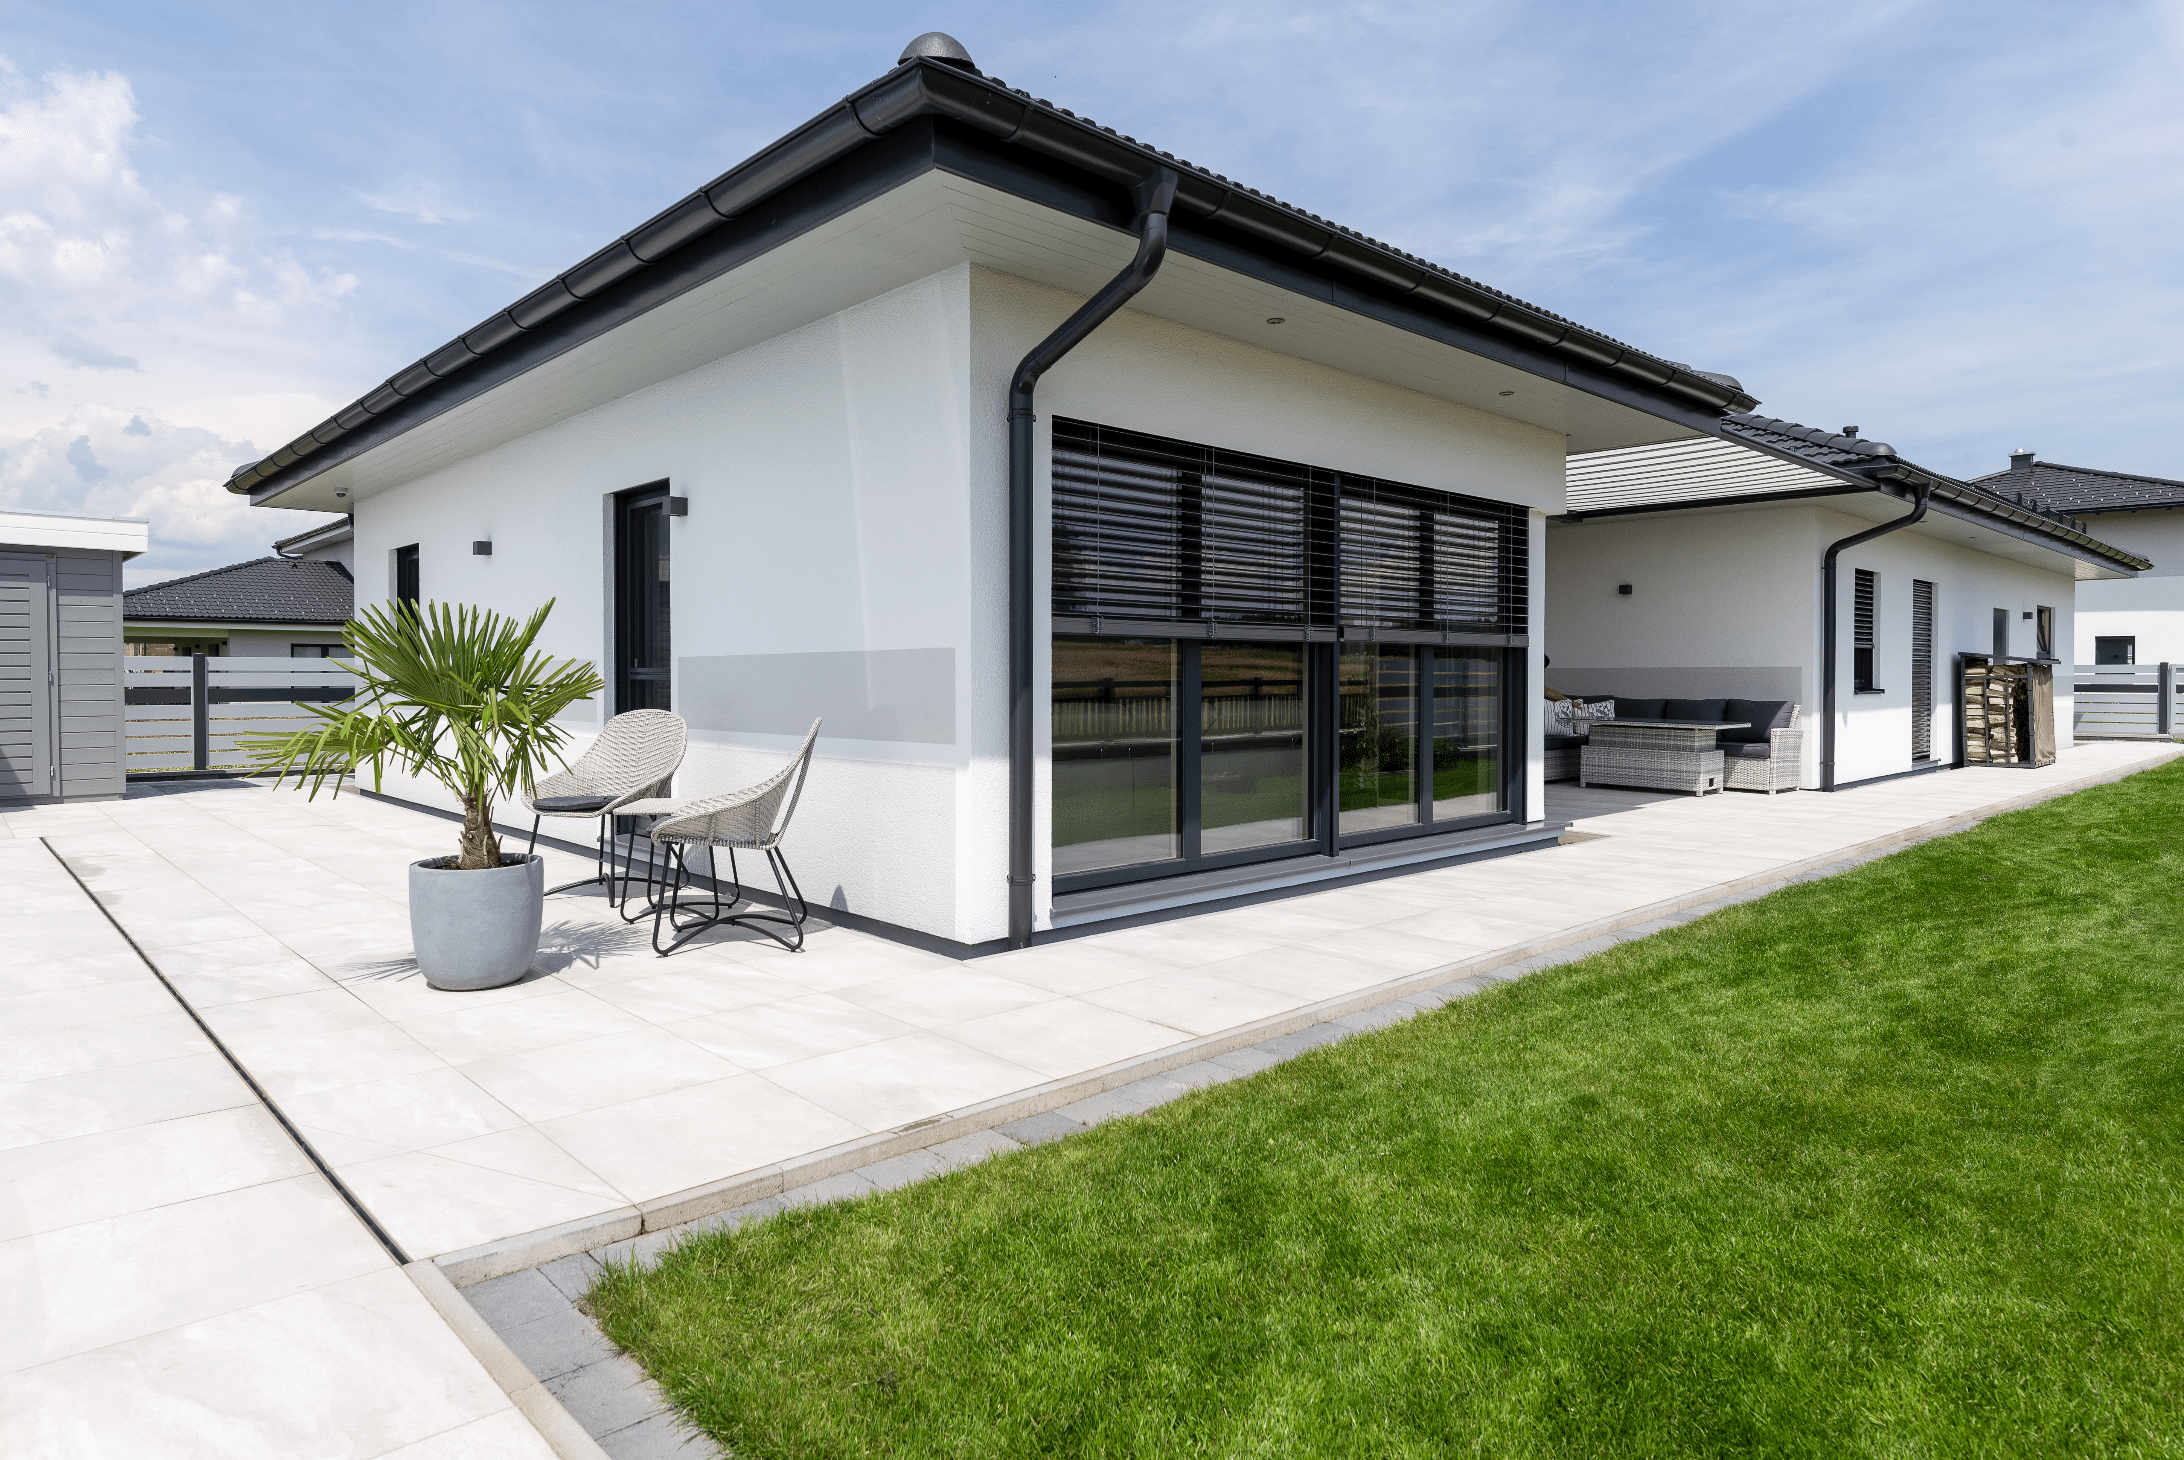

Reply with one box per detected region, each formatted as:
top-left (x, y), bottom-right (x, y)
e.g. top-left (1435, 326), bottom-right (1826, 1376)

top-left (227, 58), bottom-right (1759, 502)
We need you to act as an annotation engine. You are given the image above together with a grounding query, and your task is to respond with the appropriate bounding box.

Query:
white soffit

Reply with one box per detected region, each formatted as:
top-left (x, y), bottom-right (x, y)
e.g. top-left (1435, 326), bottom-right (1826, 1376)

top-left (271, 170), bottom-right (1704, 510)
top-left (1567, 435), bottom-right (1842, 513)
top-left (0, 509), bottom-right (149, 557)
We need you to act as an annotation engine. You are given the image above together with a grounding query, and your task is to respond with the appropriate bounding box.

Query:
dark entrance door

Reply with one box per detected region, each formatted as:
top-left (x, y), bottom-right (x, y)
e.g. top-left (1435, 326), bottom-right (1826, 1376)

top-left (615, 484), bottom-right (672, 711)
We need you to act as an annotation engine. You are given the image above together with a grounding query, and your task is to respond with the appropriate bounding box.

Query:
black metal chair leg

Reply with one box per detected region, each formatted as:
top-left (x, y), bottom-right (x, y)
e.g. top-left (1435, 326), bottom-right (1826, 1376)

top-left (526, 816), bottom-right (541, 858)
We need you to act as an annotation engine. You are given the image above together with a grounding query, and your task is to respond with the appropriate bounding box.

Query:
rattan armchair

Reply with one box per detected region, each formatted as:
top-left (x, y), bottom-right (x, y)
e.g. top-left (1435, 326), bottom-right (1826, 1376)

top-left (642, 719), bottom-right (821, 955)
top-left (524, 708), bottom-right (687, 904)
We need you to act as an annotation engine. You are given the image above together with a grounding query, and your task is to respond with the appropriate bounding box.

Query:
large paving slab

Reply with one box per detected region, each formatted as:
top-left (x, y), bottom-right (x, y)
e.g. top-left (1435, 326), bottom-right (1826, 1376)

top-left (8, 742), bottom-right (2174, 1292)
top-left (0, 821), bottom-right (579, 1459)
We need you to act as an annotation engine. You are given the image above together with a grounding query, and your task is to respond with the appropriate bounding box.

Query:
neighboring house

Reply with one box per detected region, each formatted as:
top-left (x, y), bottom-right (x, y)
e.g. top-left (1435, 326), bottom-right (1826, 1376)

top-left (273, 514), bottom-right (355, 574)
top-left (1550, 415), bottom-right (2147, 790)
top-left (216, 32), bottom-right (1768, 953)
top-left (123, 554), bottom-right (353, 657)
top-left (1964, 453), bottom-right (2184, 665)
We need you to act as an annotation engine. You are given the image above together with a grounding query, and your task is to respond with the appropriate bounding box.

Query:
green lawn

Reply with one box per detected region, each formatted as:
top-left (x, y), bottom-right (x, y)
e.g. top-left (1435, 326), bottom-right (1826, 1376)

top-left (588, 763), bottom-right (2184, 1458)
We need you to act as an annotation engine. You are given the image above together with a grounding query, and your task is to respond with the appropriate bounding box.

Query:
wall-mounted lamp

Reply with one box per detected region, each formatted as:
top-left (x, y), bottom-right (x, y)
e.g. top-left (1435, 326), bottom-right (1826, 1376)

top-left (471, 540), bottom-right (492, 556)
top-left (667, 497), bottom-right (689, 517)
top-left (2021, 610), bottom-right (2033, 619)
top-left (1617, 583), bottom-right (1633, 596)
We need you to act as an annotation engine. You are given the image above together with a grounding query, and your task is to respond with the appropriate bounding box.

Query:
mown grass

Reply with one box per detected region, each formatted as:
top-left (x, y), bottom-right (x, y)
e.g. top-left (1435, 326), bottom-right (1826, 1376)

top-left (589, 762), bottom-right (2184, 1458)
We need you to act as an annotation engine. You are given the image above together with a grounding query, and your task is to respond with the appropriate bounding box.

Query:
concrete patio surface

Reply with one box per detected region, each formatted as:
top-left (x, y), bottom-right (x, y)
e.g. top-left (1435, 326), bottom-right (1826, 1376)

top-left (0, 808), bottom-right (591, 1459)
top-left (3, 740), bottom-right (2176, 1454)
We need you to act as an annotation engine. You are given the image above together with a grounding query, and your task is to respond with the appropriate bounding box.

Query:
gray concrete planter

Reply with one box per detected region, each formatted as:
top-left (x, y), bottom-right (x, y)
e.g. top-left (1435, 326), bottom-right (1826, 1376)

top-left (409, 854), bottom-right (544, 990)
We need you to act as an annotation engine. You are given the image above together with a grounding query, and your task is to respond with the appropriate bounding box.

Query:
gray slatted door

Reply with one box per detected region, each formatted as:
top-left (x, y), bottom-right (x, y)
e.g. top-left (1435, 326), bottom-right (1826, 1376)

top-left (0, 553), bottom-right (55, 800)
top-left (55, 551), bottom-right (124, 797)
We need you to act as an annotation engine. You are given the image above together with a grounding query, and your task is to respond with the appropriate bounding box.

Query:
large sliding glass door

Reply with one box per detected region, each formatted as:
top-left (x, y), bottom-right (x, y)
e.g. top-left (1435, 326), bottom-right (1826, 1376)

top-left (1053, 636), bottom-right (1311, 884)
top-left (1051, 419), bottom-right (1528, 894)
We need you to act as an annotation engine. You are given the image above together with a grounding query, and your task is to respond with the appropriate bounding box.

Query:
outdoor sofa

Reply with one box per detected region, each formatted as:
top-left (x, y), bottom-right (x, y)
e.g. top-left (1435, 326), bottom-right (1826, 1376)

top-left (1546, 696), bottom-right (1803, 793)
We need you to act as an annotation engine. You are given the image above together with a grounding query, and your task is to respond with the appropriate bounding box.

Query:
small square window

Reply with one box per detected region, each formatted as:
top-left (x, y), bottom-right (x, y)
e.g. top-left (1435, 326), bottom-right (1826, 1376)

top-left (2095, 636), bottom-right (2136, 665)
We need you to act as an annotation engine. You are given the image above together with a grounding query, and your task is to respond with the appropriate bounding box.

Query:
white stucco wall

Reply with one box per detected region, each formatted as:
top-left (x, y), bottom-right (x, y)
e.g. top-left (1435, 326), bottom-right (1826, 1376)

top-left (340, 262), bottom-right (1571, 944)
top-left (2071, 509), bottom-right (2184, 662)
top-left (1546, 502), bottom-right (2078, 788)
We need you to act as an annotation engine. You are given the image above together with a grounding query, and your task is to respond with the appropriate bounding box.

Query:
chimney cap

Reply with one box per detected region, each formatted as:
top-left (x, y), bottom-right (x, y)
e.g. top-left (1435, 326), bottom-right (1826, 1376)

top-left (2009, 449), bottom-right (2036, 471)
top-left (898, 32), bottom-right (978, 72)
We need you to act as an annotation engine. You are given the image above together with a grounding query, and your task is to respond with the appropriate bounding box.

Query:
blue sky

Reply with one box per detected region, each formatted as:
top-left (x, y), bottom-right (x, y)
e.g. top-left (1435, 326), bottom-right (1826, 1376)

top-left (4, 1), bottom-right (2180, 583)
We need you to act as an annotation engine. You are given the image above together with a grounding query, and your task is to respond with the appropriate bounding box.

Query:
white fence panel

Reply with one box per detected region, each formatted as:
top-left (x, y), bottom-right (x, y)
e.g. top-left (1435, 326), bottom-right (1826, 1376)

top-left (2072, 664), bottom-right (2179, 740)
top-left (124, 658), bottom-right (359, 775)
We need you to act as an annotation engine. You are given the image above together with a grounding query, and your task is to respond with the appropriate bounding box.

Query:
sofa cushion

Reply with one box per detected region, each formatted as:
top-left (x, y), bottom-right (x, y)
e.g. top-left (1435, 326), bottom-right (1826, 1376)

top-left (1614, 697), bottom-right (1666, 720)
top-left (1544, 732), bottom-right (1585, 749)
top-left (1719, 740), bottom-right (1773, 760)
top-left (1663, 698), bottom-right (1728, 723)
top-left (1720, 698), bottom-right (1794, 743)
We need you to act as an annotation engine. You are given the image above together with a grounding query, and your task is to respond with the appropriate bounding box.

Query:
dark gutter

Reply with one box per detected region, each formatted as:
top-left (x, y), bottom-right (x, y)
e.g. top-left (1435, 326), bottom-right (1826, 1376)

top-left (1007, 167), bottom-right (1179, 949)
top-left (226, 55), bottom-right (1758, 507)
top-left (1819, 483), bottom-right (1930, 792)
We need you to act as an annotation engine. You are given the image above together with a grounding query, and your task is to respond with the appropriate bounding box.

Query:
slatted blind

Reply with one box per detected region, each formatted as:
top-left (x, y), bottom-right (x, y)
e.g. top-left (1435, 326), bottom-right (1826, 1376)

top-left (1053, 418), bottom-right (1524, 639)
top-left (1853, 569), bottom-right (1878, 692)
top-left (1911, 578), bottom-right (1935, 760)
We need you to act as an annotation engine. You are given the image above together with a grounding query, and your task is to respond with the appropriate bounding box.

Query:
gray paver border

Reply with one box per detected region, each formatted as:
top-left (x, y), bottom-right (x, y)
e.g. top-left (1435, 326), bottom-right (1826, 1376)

top-left (457, 744), bottom-right (2182, 1458)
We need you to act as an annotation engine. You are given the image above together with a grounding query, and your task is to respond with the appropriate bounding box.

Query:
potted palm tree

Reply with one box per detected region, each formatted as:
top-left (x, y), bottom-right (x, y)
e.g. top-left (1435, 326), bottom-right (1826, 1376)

top-left (245, 598), bottom-right (605, 990)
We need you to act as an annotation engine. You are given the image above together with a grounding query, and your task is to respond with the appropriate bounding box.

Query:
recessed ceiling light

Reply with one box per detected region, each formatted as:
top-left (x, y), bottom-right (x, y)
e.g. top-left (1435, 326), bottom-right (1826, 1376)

top-left (1499, 390), bottom-right (1515, 397)
top-left (1265, 316), bottom-right (1285, 325)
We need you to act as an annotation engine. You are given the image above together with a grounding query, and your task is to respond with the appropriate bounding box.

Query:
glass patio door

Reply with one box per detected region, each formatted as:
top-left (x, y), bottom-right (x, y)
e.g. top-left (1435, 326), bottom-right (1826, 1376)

top-left (1339, 644), bottom-right (1503, 839)
top-left (1053, 637), bottom-right (1311, 884)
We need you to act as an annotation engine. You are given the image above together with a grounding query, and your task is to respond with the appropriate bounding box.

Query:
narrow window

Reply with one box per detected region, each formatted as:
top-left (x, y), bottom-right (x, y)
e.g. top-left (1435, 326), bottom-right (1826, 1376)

top-left (2095, 636), bottom-right (2136, 665)
top-left (1992, 607), bottom-right (2010, 661)
top-left (1911, 579), bottom-right (1935, 761)
top-left (614, 484), bottom-right (673, 712)
top-left (1853, 569), bottom-right (1878, 692)
top-left (2035, 606), bottom-right (2055, 660)
top-left (394, 544), bottom-right (419, 608)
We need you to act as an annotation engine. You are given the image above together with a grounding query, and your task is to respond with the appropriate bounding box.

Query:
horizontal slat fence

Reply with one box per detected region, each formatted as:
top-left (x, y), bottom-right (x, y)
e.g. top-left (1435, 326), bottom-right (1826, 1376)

top-left (2072, 663), bottom-right (2181, 740)
top-left (125, 657), bottom-right (358, 776)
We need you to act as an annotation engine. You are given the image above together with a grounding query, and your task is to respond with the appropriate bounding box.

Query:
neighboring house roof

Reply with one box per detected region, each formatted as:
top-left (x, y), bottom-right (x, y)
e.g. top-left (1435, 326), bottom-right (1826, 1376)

top-left (123, 556), bottom-right (353, 625)
top-left (272, 515), bottom-right (354, 557)
top-left (1965, 459), bottom-right (2184, 515)
top-left (1565, 411), bottom-right (2151, 578)
top-left (224, 33), bottom-right (1759, 508)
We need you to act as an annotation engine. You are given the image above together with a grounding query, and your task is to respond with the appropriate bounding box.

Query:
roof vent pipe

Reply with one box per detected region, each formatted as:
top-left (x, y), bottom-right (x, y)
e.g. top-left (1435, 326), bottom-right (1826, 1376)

top-left (2009, 449), bottom-right (2035, 472)
top-left (898, 32), bottom-right (979, 72)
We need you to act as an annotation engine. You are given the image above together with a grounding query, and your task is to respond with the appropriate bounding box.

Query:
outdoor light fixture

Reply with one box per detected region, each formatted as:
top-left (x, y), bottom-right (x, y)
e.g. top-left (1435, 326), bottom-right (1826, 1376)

top-left (667, 497), bottom-right (689, 517)
top-left (472, 541), bottom-right (492, 555)
top-left (1618, 583), bottom-right (1633, 595)
top-left (1499, 390), bottom-right (1515, 396)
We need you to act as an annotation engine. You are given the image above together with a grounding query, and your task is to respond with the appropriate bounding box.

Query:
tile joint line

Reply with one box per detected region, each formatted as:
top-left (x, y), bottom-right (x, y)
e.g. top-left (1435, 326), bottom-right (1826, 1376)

top-left (36, 835), bottom-right (414, 1267)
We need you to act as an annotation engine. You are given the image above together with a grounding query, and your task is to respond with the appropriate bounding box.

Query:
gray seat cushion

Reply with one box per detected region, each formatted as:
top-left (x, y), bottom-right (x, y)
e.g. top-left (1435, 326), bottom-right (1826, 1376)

top-left (1614, 697), bottom-right (1666, 720)
top-left (1544, 732), bottom-right (1585, 749)
top-left (1663, 698), bottom-right (1728, 723)
top-left (1719, 741), bottom-right (1773, 760)
top-left (1721, 699), bottom-right (1794, 743)
top-left (532, 794), bottom-right (615, 814)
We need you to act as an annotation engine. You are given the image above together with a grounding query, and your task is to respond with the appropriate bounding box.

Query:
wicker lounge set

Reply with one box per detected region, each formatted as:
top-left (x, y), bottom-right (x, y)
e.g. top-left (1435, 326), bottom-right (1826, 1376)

top-left (1546, 695), bottom-right (1803, 794)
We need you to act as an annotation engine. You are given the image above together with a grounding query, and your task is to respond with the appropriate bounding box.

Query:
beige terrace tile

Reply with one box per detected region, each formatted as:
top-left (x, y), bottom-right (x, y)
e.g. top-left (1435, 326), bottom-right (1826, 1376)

top-left (0, 1010), bottom-right (210, 1083)
top-left (943, 997), bottom-right (1187, 1080)
top-left (668, 992), bottom-right (919, 1070)
top-left (763, 1030), bottom-right (1045, 1130)
top-left (456, 1026), bottom-right (745, 1123)
top-left (0, 1106), bottom-right (310, 1242)
top-left (0, 1055), bottom-right (253, 1152)
top-left (278, 1067), bottom-right (525, 1153)
top-left (228, 1024), bottom-right (448, 1102)
top-left (0, 981), bottom-right (177, 1036)
top-left (835, 966), bottom-right (1055, 1029)
top-left (201, 987), bottom-right (383, 1046)
top-left (427, 1125), bottom-right (622, 1202)
top-left (539, 1074), bottom-right (868, 1204)
top-left (1189, 944), bottom-right (1394, 1003)
top-left (334, 1151), bottom-right (627, 1258)
top-left (583, 962), bottom-right (814, 1023)
top-left (1078, 969), bottom-right (1306, 1037)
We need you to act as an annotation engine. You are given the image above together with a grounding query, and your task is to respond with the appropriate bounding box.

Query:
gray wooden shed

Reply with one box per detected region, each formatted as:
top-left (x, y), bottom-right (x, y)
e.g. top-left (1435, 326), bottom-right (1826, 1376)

top-left (1, 510), bottom-right (148, 803)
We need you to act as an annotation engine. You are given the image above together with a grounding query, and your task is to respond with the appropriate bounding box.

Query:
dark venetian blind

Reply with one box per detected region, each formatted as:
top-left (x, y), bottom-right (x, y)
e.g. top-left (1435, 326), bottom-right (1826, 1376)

top-left (1052, 418), bottom-right (1525, 639)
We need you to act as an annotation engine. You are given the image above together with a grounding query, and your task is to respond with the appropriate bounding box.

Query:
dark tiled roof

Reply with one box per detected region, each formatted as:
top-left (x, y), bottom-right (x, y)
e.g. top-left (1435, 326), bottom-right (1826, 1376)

top-left (124, 556), bottom-right (353, 625)
top-left (1966, 460), bottom-right (2184, 514)
top-left (1722, 413), bottom-right (1898, 467)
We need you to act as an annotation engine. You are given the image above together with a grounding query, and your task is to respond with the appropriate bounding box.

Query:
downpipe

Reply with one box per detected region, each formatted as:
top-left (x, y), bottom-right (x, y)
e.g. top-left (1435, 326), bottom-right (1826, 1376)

top-left (1820, 482), bottom-right (1931, 790)
top-left (1007, 166), bottom-right (1180, 948)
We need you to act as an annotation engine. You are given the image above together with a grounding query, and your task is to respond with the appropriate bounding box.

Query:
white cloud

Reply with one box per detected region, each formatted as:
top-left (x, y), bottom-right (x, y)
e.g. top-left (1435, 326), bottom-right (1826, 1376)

top-left (0, 63), bottom-right (362, 578)
top-left (357, 174), bottom-right (481, 225)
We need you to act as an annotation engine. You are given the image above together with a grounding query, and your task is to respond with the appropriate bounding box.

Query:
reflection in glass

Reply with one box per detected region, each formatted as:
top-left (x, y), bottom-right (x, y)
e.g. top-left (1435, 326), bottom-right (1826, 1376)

top-left (1052, 638), bottom-right (1178, 874)
top-left (1199, 642), bottom-right (1309, 854)
top-left (1339, 645), bottom-right (1419, 832)
top-left (1431, 650), bottom-right (1502, 819)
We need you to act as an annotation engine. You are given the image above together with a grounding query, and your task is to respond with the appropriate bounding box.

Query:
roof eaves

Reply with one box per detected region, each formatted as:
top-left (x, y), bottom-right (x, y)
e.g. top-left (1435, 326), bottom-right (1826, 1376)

top-left (227, 55), bottom-right (1760, 504)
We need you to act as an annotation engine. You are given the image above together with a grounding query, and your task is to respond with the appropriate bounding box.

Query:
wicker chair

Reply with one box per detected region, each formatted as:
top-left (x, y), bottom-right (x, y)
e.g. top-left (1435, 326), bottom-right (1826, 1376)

top-left (1722, 704), bottom-right (1803, 794)
top-left (641, 718), bottom-right (822, 955)
top-left (524, 708), bottom-right (687, 905)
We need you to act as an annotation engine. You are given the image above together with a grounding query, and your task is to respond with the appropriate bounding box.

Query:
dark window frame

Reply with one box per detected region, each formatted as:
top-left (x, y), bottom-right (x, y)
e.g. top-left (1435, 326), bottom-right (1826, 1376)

top-left (394, 544), bottom-right (419, 609)
top-left (1852, 568), bottom-right (1880, 693)
top-left (2035, 605), bottom-right (2055, 661)
top-left (614, 481), bottom-right (673, 713)
top-left (2094, 635), bottom-right (2136, 666)
top-left (1049, 419), bottom-right (1527, 894)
